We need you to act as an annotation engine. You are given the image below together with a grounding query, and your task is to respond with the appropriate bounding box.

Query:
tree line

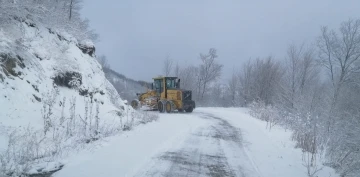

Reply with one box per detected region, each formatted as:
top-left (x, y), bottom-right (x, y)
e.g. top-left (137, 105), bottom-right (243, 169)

top-left (94, 17), bottom-right (359, 177)
top-left (165, 19), bottom-right (360, 177)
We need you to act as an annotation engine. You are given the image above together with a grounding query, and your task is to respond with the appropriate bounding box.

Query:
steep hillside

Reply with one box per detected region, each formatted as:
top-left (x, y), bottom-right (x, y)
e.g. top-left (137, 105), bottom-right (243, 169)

top-left (0, 18), bottom-right (126, 127)
top-left (0, 18), bottom-right (135, 176)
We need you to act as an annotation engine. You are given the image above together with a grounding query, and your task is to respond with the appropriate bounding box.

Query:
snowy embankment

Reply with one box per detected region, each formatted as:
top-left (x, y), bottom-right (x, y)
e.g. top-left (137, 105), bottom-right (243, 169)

top-left (54, 108), bottom-right (338, 177)
top-left (0, 19), bottom-right (154, 176)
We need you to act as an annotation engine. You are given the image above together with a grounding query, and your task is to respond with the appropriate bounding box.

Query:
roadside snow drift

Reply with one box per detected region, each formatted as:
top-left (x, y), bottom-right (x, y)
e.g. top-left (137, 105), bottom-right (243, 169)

top-left (200, 108), bottom-right (338, 177)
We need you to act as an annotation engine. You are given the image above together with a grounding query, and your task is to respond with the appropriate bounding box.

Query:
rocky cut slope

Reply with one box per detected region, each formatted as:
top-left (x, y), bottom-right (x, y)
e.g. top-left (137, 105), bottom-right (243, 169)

top-left (0, 18), bottom-right (130, 176)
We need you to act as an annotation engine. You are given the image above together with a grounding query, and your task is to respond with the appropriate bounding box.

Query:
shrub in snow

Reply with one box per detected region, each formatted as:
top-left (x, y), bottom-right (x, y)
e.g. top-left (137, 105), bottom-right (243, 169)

top-left (249, 101), bottom-right (281, 130)
top-left (120, 106), bottom-right (159, 131)
top-left (249, 100), bottom-right (330, 177)
top-left (0, 126), bottom-right (67, 177)
top-left (0, 127), bottom-right (44, 176)
top-left (0, 96), bottom-right (157, 176)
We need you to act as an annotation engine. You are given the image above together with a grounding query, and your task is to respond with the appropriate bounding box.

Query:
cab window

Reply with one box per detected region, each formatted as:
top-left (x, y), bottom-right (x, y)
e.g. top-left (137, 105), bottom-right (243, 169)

top-left (166, 79), bottom-right (176, 89)
top-left (154, 79), bottom-right (163, 93)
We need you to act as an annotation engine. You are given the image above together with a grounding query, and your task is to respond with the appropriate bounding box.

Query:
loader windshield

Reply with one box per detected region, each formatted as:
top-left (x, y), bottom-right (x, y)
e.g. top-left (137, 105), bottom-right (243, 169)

top-left (154, 79), bottom-right (163, 93)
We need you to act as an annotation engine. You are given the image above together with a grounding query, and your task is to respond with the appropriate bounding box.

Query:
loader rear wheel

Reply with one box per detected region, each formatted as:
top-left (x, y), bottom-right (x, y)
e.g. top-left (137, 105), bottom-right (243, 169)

top-left (185, 107), bottom-right (193, 113)
top-left (165, 101), bottom-right (173, 113)
top-left (158, 101), bottom-right (165, 113)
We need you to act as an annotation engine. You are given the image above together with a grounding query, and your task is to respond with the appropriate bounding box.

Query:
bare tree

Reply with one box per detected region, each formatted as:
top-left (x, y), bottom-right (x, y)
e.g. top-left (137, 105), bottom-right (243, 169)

top-left (285, 43), bottom-right (304, 109)
top-left (282, 44), bottom-right (318, 111)
top-left (174, 62), bottom-right (180, 78)
top-left (198, 48), bottom-right (223, 99)
top-left (163, 55), bottom-right (173, 76)
top-left (69, 0), bottom-right (82, 20)
top-left (178, 66), bottom-right (199, 91)
top-left (239, 60), bottom-right (253, 106)
top-left (69, 0), bottom-right (74, 20)
top-left (299, 48), bottom-right (318, 94)
top-left (238, 57), bottom-right (282, 105)
top-left (0, 0), bottom-right (96, 41)
top-left (318, 19), bottom-right (360, 102)
top-left (317, 19), bottom-right (360, 131)
top-left (228, 71), bottom-right (238, 106)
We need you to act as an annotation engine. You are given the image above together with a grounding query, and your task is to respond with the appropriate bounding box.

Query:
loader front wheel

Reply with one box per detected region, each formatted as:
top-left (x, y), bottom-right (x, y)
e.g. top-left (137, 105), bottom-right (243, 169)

top-left (158, 101), bottom-right (165, 113)
top-left (165, 101), bottom-right (173, 113)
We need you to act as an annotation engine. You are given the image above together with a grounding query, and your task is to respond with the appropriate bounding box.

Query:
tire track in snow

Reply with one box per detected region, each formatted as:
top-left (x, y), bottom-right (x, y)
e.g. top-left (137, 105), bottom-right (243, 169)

top-left (133, 112), bottom-right (260, 177)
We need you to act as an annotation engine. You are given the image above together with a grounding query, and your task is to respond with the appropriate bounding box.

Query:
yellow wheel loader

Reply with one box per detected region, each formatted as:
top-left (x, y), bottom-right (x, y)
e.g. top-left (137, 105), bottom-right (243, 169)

top-left (130, 77), bottom-right (195, 113)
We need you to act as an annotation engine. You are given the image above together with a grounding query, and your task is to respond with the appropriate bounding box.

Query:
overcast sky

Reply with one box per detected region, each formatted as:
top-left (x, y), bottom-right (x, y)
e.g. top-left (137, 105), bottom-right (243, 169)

top-left (81, 0), bottom-right (360, 82)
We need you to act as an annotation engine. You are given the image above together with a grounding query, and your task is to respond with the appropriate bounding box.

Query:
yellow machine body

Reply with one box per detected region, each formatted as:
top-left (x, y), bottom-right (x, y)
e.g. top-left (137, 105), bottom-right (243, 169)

top-left (131, 77), bottom-right (195, 113)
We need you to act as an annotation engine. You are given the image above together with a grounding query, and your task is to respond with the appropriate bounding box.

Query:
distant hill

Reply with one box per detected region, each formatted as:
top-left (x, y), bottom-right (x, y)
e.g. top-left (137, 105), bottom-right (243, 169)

top-left (103, 68), bottom-right (151, 101)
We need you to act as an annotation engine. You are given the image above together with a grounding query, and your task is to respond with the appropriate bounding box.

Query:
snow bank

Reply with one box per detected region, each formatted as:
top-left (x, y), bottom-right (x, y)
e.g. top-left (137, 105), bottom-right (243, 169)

top-left (0, 19), bottom-right (131, 176)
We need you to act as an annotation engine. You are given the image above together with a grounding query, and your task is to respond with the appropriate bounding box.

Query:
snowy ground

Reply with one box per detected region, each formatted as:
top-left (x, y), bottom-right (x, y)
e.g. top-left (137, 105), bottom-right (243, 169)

top-left (54, 108), bottom-right (338, 177)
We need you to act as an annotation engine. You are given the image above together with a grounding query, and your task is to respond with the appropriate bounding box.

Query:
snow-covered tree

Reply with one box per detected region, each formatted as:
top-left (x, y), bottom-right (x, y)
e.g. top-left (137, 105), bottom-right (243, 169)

top-left (0, 0), bottom-right (97, 41)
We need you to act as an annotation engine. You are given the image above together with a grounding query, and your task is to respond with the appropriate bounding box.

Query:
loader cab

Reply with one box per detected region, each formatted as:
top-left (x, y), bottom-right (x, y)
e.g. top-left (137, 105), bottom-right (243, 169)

top-left (153, 77), bottom-right (180, 96)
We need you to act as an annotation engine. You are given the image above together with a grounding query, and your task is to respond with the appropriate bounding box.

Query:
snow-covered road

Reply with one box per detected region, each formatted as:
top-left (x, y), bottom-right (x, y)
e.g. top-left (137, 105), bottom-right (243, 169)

top-left (54, 108), bottom-right (337, 177)
top-left (132, 112), bottom-right (258, 177)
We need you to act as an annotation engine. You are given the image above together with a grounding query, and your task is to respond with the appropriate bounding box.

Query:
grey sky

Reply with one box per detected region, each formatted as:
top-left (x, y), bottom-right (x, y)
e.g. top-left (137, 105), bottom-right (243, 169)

top-left (81, 0), bottom-right (360, 82)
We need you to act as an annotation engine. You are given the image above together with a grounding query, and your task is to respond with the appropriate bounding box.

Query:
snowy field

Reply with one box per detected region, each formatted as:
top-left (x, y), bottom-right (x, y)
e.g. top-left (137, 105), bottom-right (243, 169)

top-left (54, 108), bottom-right (338, 177)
